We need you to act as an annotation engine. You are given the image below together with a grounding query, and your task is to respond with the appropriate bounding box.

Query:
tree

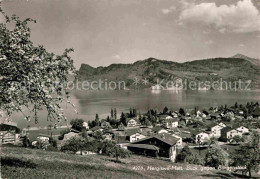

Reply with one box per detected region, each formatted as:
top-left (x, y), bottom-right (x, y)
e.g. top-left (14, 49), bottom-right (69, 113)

top-left (205, 146), bottom-right (227, 169)
top-left (22, 135), bottom-right (31, 148)
top-left (231, 135), bottom-right (244, 144)
top-left (47, 124), bottom-right (52, 135)
top-left (111, 108), bottom-right (114, 119)
top-left (114, 108), bottom-right (117, 120)
top-left (118, 122), bottom-right (125, 131)
top-left (129, 108), bottom-right (133, 117)
top-left (101, 140), bottom-right (131, 162)
top-left (0, 9), bottom-right (76, 123)
top-left (120, 112), bottom-right (127, 126)
top-left (176, 145), bottom-right (193, 162)
top-left (231, 132), bottom-right (260, 177)
top-left (95, 114), bottom-right (100, 126)
top-left (179, 108), bottom-right (185, 116)
top-left (144, 118), bottom-right (152, 127)
top-left (70, 118), bottom-right (84, 132)
top-left (61, 137), bottom-right (90, 154)
top-left (132, 108), bottom-right (137, 117)
top-left (163, 106), bottom-right (168, 114)
top-left (234, 102), bottom-right (238, 109)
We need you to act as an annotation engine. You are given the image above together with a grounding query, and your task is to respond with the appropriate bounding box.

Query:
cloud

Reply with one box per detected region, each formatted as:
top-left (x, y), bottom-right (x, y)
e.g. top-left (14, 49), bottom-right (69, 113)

top-left (161, 6), bottom-right (176, 14)
top-left (239, 44), bottom-right (245, 47)
top-left (179, 0), bottom-right (260, 33)
top-left (205, 40), bottom-right (214, 45)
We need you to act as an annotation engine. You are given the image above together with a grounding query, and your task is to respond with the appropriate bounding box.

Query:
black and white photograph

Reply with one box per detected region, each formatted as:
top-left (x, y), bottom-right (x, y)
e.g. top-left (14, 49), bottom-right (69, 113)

top-left (0, 0), bottom-right (260, 178)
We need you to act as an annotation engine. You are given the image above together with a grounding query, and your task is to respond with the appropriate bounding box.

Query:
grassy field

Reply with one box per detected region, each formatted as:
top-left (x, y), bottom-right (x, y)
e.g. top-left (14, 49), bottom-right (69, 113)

top-left (0, 146), bottom-right (256, 179)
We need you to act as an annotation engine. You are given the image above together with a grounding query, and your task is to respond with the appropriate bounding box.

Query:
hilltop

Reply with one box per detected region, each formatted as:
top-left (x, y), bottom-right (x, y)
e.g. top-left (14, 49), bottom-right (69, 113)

top-left (77, 54), bottom-right (260, 89)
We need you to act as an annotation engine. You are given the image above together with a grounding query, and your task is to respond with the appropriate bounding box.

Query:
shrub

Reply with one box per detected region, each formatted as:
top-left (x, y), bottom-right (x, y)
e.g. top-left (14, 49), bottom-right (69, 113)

top-left (1, 156), bottom-right (36, 168)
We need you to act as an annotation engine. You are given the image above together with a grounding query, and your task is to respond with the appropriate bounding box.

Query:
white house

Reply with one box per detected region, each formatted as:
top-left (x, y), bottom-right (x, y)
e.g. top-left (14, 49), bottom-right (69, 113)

top-left (194, 132), bottom-right (210, 144)
top-left (210, 123), bottom-right (226, 138)
top-left (36, 135), bottom-right (50, 142)
top-left (227, 129), bottom-right (242, 140)
top-left (129, 133), bottom-right (146, 143)
top-left (83, 122), bottom-right (89, 130)
top-left (127, 119), bottom-right (138, 127)
top-left (236, 126), bottom-right (249, 134)
top-left (221, 127), bottom-right (243, 142)
top-left (164, 118), bottom-right (178, 129)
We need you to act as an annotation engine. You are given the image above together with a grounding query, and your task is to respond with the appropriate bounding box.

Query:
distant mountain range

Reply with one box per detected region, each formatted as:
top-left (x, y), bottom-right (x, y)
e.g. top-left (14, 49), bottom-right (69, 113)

top-left (77, 54), bottom-right (260, 89)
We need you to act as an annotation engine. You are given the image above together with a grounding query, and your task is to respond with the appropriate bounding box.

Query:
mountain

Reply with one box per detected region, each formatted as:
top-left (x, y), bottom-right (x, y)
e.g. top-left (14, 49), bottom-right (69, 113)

top-left (231, 53), bottom-right (260, 66)
top-left (77, 54), bottom-right (260, 89)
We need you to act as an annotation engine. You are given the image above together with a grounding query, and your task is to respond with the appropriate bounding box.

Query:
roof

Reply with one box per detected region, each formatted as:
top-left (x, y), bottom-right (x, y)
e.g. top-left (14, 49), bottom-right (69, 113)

top-left (133, 133), bottom-right (179, 146)
top-left (207, 122), bottom-right (219, 129)
top-left (221, 126), bottom-right (233, 133)
top-left (125, 128), bottom-right (140, 136)
top-left (152, 126), bottom-right (165, 132)
top-left (90, 126), bottom-right (102, 131)
top-left (127, 144), bottom-right (159, 151)
top-left (0, 121), bottom-right (17, 127)
top-left (70, 128), bottom-right (81, 133)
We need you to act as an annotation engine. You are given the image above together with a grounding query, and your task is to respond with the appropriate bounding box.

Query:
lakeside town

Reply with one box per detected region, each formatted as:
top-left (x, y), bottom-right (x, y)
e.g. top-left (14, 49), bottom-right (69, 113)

top-left (1, 0), bottom-right (260, 178)
top-left (1, 101), bottom-right (260, 177)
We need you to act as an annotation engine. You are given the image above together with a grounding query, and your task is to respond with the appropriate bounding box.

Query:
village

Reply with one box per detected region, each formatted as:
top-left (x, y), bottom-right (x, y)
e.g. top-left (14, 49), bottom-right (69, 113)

top-left (1, 101), bottom-right (260, 168)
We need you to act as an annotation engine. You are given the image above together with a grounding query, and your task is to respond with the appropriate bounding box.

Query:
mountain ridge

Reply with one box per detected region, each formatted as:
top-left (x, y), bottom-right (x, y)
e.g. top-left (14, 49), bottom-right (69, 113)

top-left (77, 54), bottom-right (260, 89)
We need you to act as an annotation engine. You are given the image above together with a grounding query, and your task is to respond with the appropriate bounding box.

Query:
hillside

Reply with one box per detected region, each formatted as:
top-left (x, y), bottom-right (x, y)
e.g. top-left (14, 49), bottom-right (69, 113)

top-left (77, 54), bottom-right (260, 89)
top-left (1, 146), bottom-right (242, 179)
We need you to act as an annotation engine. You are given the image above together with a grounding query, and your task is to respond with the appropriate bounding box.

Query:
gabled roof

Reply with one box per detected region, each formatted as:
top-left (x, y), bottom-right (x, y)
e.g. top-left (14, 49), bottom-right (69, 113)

top-left (221, 126), bottom-right (233, 133)
top-left (132, 133), bottom-right (179, 146)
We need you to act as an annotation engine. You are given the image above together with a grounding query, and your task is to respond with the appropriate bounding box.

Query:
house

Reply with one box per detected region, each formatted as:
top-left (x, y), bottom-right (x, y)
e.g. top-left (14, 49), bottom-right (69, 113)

top-left (127, 119), bottom-right (138, 127)
top-left (192, 131), bottom-right (210, 144)
top-left (129, 133), bottom-right (147, 143)
top-left (164, 118), bottom-right (178, 129)
top-left (83, 122), bottom-right (89, 130)
top-left (36, 134), bottom-right (50, 142)
top-left (236, 126), bottom-right (249, 134)
top-left (127, 133), bottom-right (180, 162)
top-left (152, 126), bottom-right (168, 134)
top-left (171, 133), bottom-right (183, 146)
top-left (172, 112), bottom-right (178, 118)
top-left (209, 122), bottom-right (226, 138)
top-left (0, 131), bottom-right (19, 144)
top-left (166, 116), bottom-right (173, 120)
top-left (90, 126), bottom-right (103, 132)
top-left (220, 127), bottom-right (242, 142)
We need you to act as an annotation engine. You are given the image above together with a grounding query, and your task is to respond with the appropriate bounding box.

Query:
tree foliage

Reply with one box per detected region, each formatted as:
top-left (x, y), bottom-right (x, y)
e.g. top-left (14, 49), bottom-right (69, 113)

top-left (70, 118), bottom-right (84, 132)
top-left (0, 9), bottom-right (76, 123)
top-left (205, 146), bottom-right (228, 169)
top-left (231, 132), bottom-right (260, 177)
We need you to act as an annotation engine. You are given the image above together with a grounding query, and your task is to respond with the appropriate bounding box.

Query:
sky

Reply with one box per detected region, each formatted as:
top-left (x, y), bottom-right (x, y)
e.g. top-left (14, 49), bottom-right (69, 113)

top-left (1, 0), bottom-right (260, 69)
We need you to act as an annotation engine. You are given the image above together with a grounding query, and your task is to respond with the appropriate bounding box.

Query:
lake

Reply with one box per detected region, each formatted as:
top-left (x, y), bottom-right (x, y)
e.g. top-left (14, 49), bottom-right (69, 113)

top-left (10, 89), bottom-right (260, 128)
